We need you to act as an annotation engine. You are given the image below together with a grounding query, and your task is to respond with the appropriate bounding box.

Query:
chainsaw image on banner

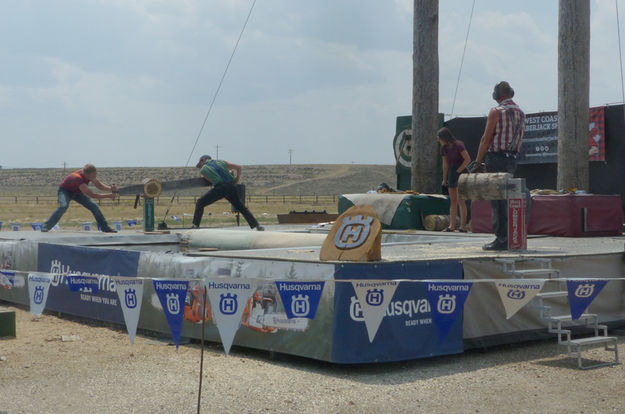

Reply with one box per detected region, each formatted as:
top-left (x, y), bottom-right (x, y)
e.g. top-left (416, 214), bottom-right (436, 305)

top-left (183, 281), bottom-right (211, 324)
top-left (241, 283), bottom-right (309, 333)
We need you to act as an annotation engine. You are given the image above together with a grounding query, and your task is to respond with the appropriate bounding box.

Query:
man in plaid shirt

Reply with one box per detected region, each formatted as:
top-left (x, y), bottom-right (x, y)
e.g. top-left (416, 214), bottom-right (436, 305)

top-left (475, 81), bottom-right (526, 251)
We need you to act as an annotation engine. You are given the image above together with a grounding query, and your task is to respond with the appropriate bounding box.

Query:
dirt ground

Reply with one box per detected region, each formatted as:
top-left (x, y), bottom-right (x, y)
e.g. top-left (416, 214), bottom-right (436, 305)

top-left (1, 305), bottom-right (624, 414)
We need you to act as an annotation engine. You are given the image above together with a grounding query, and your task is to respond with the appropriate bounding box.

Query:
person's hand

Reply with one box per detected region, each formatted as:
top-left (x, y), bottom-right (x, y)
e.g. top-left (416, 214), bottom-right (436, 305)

top-left (109, 193), bottom-right (117, 200)
top-left (442, 179), bottom-right (447, 187)
top-left (468, 161), bottom-right (485, 173)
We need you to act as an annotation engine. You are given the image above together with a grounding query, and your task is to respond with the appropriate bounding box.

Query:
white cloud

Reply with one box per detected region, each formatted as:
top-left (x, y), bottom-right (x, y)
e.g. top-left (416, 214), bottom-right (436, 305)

top-left (1, 0), bottom-right (624, 168)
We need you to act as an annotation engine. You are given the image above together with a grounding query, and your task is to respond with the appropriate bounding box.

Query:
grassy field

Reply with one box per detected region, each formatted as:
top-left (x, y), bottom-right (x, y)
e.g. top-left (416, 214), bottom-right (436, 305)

top-left (0, 164), bottom-right (393, 230)
top-left (0, 195), bottom-right (338, 230)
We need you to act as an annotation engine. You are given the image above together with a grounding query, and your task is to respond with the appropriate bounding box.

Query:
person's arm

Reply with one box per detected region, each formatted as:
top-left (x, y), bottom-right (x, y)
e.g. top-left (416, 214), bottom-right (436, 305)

top-left (78, 183), bottom-right (116, 199)
top-left (457, 150), bottom-right (471, 173)
top-left (92, 178), bottom-right (116, 193)
top-left (441, 156), bottom-right (448, 186)
top-left (475, 108), bottom-right (499, 164)
top-left (225, 161), bottom-right (242, 184)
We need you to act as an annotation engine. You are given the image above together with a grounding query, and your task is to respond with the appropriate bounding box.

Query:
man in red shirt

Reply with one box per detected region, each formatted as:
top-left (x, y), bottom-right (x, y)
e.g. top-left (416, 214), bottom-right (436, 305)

top-left (42, 164), bottom-right (118, 232)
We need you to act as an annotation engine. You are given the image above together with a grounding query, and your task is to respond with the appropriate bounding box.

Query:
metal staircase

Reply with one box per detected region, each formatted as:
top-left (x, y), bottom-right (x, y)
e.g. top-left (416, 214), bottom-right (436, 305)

top-left (497, 258), bottom-right (619, 369)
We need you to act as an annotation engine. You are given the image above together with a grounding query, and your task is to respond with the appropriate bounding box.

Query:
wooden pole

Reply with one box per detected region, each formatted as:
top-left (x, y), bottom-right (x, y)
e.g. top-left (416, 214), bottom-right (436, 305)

top-left (557, 0), bottom-right (590, 191)
top-left (412, 0), bottom-right (439, 194)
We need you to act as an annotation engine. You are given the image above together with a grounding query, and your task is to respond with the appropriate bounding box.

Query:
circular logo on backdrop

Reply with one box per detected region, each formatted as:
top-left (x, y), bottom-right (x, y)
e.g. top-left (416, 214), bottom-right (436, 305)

top-left (393, 129), bottom-right (412, 168)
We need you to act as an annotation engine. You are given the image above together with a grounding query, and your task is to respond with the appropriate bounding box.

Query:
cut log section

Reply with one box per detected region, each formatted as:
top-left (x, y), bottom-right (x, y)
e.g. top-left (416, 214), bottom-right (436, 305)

top-left (458, 173), bottom-right (513, 200)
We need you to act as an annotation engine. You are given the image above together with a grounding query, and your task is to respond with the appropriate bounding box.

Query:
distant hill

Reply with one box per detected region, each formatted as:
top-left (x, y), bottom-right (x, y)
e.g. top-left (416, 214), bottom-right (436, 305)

top-left (0, 164), bottom-right (397, 196)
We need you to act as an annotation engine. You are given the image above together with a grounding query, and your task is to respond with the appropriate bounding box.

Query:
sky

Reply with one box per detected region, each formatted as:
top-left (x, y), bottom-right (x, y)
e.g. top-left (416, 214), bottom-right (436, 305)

top-left (1, 0), bottom-right (624, 168)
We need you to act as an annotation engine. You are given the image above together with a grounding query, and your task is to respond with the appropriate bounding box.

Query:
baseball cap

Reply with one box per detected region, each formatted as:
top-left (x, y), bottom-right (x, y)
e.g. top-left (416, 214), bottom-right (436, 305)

top-left (196, 155), bottom-right (212, 168)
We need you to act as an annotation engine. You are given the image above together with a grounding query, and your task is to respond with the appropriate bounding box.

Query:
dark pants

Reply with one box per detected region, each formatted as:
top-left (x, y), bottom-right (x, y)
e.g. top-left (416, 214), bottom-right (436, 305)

top-left (193, 182), bottom-right (259, 229)
top-left (485, 152), bottom-right (517, 244)
top-left (43, 188), bottom-right (113, 231)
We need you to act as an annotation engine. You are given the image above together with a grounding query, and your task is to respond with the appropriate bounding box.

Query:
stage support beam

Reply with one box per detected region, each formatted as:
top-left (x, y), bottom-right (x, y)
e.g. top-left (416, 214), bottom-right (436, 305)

top-left (411, 0), bottom-right (439, 194)
top-left (557, 0), bottom-right (590, 191)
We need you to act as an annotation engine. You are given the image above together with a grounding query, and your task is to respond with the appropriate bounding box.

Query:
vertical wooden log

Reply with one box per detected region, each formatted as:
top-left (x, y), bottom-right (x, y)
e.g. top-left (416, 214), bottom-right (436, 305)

top-left (412, 0), bottom-right (439, 193)
top-left (558, 0), bottom-right (590, 191)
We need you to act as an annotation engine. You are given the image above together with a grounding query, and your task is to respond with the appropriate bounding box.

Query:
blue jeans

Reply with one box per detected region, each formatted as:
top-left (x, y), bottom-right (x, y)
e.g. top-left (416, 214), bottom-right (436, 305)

top-left (43, 188), bottom-right (112, 231)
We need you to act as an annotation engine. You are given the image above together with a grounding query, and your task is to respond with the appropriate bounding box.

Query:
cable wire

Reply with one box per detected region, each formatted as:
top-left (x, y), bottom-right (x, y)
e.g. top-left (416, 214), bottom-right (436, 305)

top-left (616, 0), bottom-right (625, 111)
top-left (450, 0), bottom-right (476, 117)
top-left (160, 0), bottom-right (257, 226)
top-left (184, 0), bottom-right (257, 168)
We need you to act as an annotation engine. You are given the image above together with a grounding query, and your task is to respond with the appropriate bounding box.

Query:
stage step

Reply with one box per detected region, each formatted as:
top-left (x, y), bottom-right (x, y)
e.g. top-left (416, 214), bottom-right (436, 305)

top-left (548, 313), bottom-right (596, 323)
top-left (566, 336), bottom-right (619, 369)
top-left (495, 257), bottom-right (560, 279)
top-left (569, 336), bottom-right (616, 346)
top-left (536, 291), bottom-right (568, 299)
top-left (510, 268), bottom-right (559, 276)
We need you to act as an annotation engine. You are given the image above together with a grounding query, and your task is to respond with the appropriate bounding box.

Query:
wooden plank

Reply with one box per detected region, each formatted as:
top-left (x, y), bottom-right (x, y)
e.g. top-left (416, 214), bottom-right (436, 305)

top-left (277, 213), bottom-right (338, 224)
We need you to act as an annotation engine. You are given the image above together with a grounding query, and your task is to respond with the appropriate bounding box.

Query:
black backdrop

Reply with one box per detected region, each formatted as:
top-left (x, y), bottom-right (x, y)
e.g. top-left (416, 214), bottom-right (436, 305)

top-left (444, 104), bottom-right (625, 211)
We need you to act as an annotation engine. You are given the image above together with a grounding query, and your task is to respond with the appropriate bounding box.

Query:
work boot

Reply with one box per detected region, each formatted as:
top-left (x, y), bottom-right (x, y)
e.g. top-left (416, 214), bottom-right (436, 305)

top-left (482, 239), bottom-right (507, 251)
top-left (103, 228), bottom-right (118, 233)
top-left (256, 225), bottom-right (265, 231)
top-left (190, 224), bottom-right (199, 229)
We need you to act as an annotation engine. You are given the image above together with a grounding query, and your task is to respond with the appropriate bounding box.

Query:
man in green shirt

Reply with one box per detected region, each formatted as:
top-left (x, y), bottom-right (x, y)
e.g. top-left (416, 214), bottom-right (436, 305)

top-left (192, 155), bottom-right (264, 231)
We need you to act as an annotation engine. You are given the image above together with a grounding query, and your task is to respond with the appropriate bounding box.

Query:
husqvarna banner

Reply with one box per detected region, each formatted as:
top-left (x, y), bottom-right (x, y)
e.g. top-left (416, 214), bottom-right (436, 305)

top-left (115, 278), bottom-right (144, 344)
top-left (495, 280), bottom-right (544, 319)
top-left (37, 243), bottom-right (140, 323)
top-left (28, 273), bottom-right (53, 317)
top-left (153, 279), bottom-right (188, 349)
top-left (426, 281), bottom-right (473, 343)
top-left (275, 281), bottom-right (325, 319)
top-left (351, 280), bottom-right (398, 342)
top-left (205, 278), bottom-right (256, 355)
top-left (332, 261), bottom-right (464, 363)
top-left (67, 275), bottom-right (100, 294)
top-left (566, 279), bottom-right (608, 320)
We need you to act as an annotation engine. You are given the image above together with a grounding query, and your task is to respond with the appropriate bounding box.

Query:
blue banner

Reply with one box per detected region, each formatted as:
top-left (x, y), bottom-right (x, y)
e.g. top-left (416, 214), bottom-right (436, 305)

top-left (275, 281), bottom-right (325, 319)
top-left (566, 279), bottom-right (608, 320)
top-left (67, 275), bottom-right (100, 294)
top-left (37, 243), bottom-right (140, 324)
top-left (331, 261), bottom-right (463, 363)
top-left (426, 281), bottom-right (473, 343)
top-left (153, 279), bottom-right (188, 349)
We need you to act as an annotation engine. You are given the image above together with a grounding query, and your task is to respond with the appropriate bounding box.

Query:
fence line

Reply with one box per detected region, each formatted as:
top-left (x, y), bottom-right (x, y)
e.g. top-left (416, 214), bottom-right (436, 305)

top-left (0, 194), bottom-right (339, 206)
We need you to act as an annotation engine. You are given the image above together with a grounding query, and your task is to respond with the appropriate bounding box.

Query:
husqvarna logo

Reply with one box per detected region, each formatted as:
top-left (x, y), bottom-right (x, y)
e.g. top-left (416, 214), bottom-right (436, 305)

top-left (365, 289), bottom-right (384, 306)
top-left (437, 294), bottom-right (456, 314)
top-left (219, 293), bottom-right (237, 315)
top-left (350, 296), bottom-right (365, 321)
top-left (334, 215), bottom-right (373, 249)
top-left (291, 294), bottom-right (310, 317)
top-left (33, 286), bottom-right (44, 304)
top-left (166, 293), bottom-right (180, 314)
top-left (125, 288), bottom-right (137, 309)
top-left (506, 289), bottom-right (525, 300)
top-left (575, 284), bottom-right (594, 298)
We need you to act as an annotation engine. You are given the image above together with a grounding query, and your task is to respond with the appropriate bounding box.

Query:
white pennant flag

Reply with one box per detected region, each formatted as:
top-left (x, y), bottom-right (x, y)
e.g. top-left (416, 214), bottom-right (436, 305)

top-left (496, 279), bottom-right (545, 319)
top-left (351, 280), bottom-right (398, 342)
top-left (28, 273), bottom-right (53, 317)
top-left (205, 278), bottom-right (256, 355)
top-left (114, 277), bottom-right (144, 344)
